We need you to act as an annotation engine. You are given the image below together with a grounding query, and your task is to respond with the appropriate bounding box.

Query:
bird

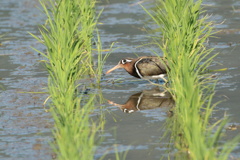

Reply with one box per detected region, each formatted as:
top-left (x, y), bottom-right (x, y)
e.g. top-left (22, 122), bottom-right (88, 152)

top-left (108, 87), bottom-right (174, 113)
top-left (106, 56), bottom-right (169, 81)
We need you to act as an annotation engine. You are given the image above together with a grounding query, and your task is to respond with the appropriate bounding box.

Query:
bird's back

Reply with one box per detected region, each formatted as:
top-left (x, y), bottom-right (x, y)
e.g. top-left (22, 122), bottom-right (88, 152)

top-left (135, 56), bottom-right (168, 78)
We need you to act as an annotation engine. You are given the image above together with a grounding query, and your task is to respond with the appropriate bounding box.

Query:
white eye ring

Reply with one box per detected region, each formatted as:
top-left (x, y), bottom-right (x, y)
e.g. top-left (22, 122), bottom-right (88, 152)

top-left (121, 59), bottom-right (126, 64)
top-left (121, 59), bottom-right (132, 64)
top-left (122, 108), bottom-right (134, 113)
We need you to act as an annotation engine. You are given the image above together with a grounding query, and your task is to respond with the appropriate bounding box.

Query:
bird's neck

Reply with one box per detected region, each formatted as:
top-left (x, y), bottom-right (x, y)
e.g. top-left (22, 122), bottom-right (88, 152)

top-left (124, 62), bottom-right (141, 78)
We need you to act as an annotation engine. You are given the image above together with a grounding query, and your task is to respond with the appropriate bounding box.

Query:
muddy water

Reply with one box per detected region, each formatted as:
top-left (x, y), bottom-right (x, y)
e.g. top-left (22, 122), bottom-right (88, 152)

top-left (0, 0), bottom-right (239, 159)
top-left (0, 0), bottom-right (52, 159)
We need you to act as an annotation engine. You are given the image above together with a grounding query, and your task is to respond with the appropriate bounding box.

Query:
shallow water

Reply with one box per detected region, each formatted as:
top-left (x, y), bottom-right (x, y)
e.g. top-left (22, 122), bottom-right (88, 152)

top-left (0, 0), bottom-right (240, 159)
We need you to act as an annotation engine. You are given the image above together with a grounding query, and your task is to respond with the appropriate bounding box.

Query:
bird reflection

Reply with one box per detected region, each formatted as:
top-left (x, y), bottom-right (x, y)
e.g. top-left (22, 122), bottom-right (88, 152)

top-left (108, 88), bottom-right (174, 113)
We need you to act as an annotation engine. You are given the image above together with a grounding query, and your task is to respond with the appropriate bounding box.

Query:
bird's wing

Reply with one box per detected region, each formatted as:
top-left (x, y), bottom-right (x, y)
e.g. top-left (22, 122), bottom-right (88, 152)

top-left (135, 57), bottom-right (167, 77)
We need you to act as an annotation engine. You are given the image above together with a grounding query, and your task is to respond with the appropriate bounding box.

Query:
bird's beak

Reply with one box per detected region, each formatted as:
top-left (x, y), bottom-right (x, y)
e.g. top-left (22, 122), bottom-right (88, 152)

top-left (108, 100), bottom-right (122, 107)
top-left (108, 100), bottom-right (127, 112)
top-left (106, 64), bottom-right (122, 74)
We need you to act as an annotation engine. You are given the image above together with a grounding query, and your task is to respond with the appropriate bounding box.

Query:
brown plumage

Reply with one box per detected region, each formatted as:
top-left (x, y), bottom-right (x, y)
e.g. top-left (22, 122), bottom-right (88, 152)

top-left (106, 56), bottom-right (169, 79)
top-left (108, 88), bottom-right (174, 113)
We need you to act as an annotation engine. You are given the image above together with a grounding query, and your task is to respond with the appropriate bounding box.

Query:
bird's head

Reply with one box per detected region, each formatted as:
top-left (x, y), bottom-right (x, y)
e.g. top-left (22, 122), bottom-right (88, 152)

top-left (106, 58), bottom-right (134, 74)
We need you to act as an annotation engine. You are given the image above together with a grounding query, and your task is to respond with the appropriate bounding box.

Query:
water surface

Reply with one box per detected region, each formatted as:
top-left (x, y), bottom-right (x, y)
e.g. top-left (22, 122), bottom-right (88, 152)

top-left (0, 0), bottom-right (239, 159)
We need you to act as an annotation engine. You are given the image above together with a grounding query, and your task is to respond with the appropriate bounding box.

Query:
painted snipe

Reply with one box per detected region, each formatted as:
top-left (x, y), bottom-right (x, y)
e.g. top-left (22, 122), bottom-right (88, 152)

top-left (106, 56), bottom-right (169, 81)
top-left (108, 87), bottom-right (174, 113)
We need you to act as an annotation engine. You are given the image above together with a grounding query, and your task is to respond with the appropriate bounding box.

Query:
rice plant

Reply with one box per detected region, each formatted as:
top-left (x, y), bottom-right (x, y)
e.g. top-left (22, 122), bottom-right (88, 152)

top-left (142, 0), bottom-right (239, 159)
top-left (31, 0), bottom-right (106, 159)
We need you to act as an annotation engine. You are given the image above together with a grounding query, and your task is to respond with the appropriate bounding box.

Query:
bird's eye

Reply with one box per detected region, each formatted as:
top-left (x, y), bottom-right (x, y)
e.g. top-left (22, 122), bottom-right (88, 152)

top-left (122, 108), bottom-right (134, 113)
top-left (122, 59), bottom-right (127, 64)
top-left (121, 59), bottom-right (132, 64)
